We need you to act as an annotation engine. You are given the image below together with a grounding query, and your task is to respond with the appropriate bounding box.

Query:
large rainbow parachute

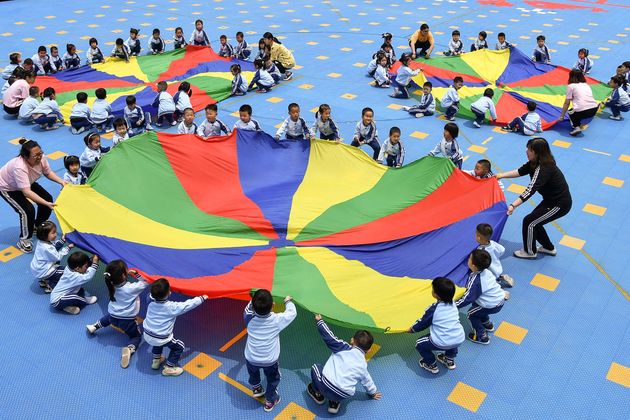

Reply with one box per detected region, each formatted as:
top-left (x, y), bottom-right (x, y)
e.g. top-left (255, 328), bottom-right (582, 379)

top-left (392, 46), bottom-right (610, 129)
top-left (33, 46), bottom-right (254, 121)
top-left (56, 131), bottom-right (507, 332)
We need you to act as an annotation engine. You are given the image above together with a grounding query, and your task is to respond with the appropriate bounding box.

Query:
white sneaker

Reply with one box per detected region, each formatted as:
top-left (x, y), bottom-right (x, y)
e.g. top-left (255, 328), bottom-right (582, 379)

top-left (569, 126), bottom-right (582, 136)
top-left (63, 306), bottom-right (80, 315)
top-left (85, 296), bottom-right (97, 305)
top-left (499, 274), bottom-right (515, 287)
top-left (473, 121), bottom-right (481, 128)
top-left (105, 127), bottom-right (114, 133)
top-left (401, 106), bottom-right (411, 111)
top-left (151, 355), bottom-right (165, 370)
top-left (162, 366), bottom-right (184, 376)
top-left (609, 115), bottom-right (621, 121)
top-left (71, 127), bottom-right (78, 134)
top-left (504, 290), bottom-right (511, 300)
top-left (537, 246), bottom-right (557, 256)
top-left (86, 324), bottom-right (98, 334)
top-left (16, 239), bottom-right (33, 253)
top-left (513, 249), bottom-right (537, 259)
top-left (170, 120), bottom-right (177, 126)
top-left (415, 113), bottom-right (425, 118)
top-left (145, 124), bottom-right (153, 131)
top-left (121, 346), bottom-right (133, 369)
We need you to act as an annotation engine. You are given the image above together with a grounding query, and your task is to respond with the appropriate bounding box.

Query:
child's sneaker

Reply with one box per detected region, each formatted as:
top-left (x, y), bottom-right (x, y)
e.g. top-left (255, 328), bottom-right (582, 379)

top-left (86, 323), bottom-right (98, 334)
top-left (473, 121), bottom-right (481, 128)
top-left (328, 400), bottom-right (340, 414)
top-left (252, 384), bottom-right (265, 398)
top-left (401, 106), bottom-right (411, 111)
top-left (256, 88), bottom-right (269, 93)
top-left (498, 274), bottom-right (515, 287)
top-left (85, 296), bottom-right (98, 305)
top-left (436, 354), bottom-right (456, 370)
top-left (105, 126), bottom-right (114, 133)
top-left (263, 394), bottom-right (281, 412)
top-left (162, 365), bottom-right (184, 376)
top-left (38, 280), bottom-right (52, 293)
top-left (609, 115), bottom-right (621, 121)
top-left (63, 306), bottom-right (80, 315)
top-left (151, 355), bottom-right (166, 370)
top-left (482, 321), bottom-right (495, 332)
top-left (537, 246), bottom-right (557, 256)
top-left (307, 383), bottom-right (325, 405)
top-left (145, 124), bottom-right (153, 131)
top-left (170, 120), bottom-right (177, 126)
top-left (418, 359), bottom-right (439, 374)
top-left (415, 113), bottom-right (425, 118)
top-left (504, 290), bottom-right (511, 300)
top-left (121, 346), bottom-right (134, 369)
top-left (501, 125), bottom-right (511, 131)
top-left (468, 332), bottom-right (490, 345)
top-left (16, 238), bottom-right (33, 253)
top-left (284, 71), bottom-right (293, 80)
top-left (447, 116), bottom-right (456, 121)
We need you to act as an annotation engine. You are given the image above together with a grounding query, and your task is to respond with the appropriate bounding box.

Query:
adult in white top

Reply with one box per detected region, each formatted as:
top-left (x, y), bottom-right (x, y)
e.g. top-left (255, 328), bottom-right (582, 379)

top-left (558, 69), bottom-right (599, 136)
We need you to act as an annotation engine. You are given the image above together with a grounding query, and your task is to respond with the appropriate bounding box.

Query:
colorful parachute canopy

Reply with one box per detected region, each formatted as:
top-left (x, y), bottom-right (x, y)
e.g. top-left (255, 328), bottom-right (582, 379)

top-left (33, 46), bottom-right (255, 121)
top-left (391, 46), bottom-right (611, 129)
top-left (55, 131), bottom-right (507, 332)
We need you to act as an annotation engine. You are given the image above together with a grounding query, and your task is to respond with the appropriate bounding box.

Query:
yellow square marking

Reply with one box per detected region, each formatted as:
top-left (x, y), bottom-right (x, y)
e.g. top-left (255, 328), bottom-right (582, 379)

top-left (306, 41), bottom-right (318, 46)
top-left (568, 35), bottom-right (580, 38)
top-left (46, 151), bottom-right (67, 160)
top-left (183, 353), bottom-right (222, 380)
top-left (266, 97), bottom-right (284, 104)
top-left (0, 246), bottom-right (23, 263)
top-left (22, 38), bottom-right (35, 42)
top-left (80, 35), bottom-right (91, 40)
top-left (274, 123), bottom-right (282, 129)
top-left (340, 93), bottom-right (357, 100)
top-left (45, 15), bottom-right (56, 19)
top-left (447, 382), bottom-right (487, 412)
top-left (582, 203), bottom-right (606, 216)
top-left (492, 126), bottom-right (507, 134)
top-left (530, 273), bottom-right (560, 292)
top-left (410, 131), bottom-right (429, 139)
top-left (617, 33), bottom-right (627, 37)
top-left (619, 154), bottom-right (630, 163)
top-left (340, 47), bottom-right (352, 52)
top-left (35, 26), bottom-right (46, 30)
top-left (494, 321), bottom-right (528, 344)
top-left (602, 177), bottom-right (624, 188)
top-left (468, 145), bottom-right (487, 154)
top-left (329, 34), bottom-right (342, 39)
top-left (531, 29), bottom-right (542, 33)
top-left (598, 47), bottom-right (610, 51)
top-left (608, 40), bottom-right (619, 44)
top-left (274, 402), bottom-right (316, 420)
top-left (320, 23), bottom-right (331, 27)
top-left (1, 32), bottom-right (12, 36)
top-left (100, 132), bottom-right (113, 140)
top-left (298, 84), bottom-right (314, 90)
top-left (552, 140), bottom-right (572, 148)
top-left (519, 35), bottom-right (531, 40)
top-left (230, 111), bottom-right (240, 117)
top-left (590, 54), bottom-right (600, 59)
top-left (8, 137), bottom-right (23, 145)
top-left (365, 343), bottom-right (381, 361)
top-left (315, 55), bottom-right (329, 60)
top-left (350, 28), bottom-right (361, 32)
top-left (387, 103), bottom-right (404, 110)
top-left (293, 65), bottom-right (303, 70)
top-left (14, 21), bottom-right (25, 25)
top-left (507, 183), bottom-right (526, 195)
top-left (327, 73), bottom-right (342, 78)
top-left (361, 39), bottom-right (375, 44)
top-left (607, 362), bottom-right (630, 388)
top-left (353, 62), bottom-right (367, 67)
top-left (87, 24), bottom-right (99, 28)
top-left (559, 235), bottom-right (585, 250)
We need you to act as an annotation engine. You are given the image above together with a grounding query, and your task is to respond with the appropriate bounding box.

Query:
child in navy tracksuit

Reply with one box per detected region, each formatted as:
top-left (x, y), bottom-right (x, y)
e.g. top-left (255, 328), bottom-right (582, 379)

top-left (149, 28), bottom-right (166, 54)
top-left (403, 81), bottom-right (435, 117)
top-left (230, 64), bottom-right (248, 96)
top-left (307, 315), bottom-right (382, 415)
top-left (572, 48), bottom-right (593, 74)
top-left (124, 95), bottom-right (153, 135)
top-left (532, 35), bottom-right (551, 63)
top-left (30, 221), bottom-right (72, 293)
top-left (152, 81), bottom-right (177, 126)
top-left (233, 104), bottom-right (262, 131)
top-left (377, 126), bottom-right (405, 168)
top-left (372, 55), bottom-right (390, 88)
top-left (173, 81), bottom-right (192, 121)
top-left (126, 28), bottom-right (141, 56)
top-left (244, 289), bottom-right (297, 412)
top-left (143, 278), bottom-right (208, 376)
top-left (249, 58), bottom-right (274, 93)
top-left (470, 31), bottom-right (488, 52)
top-left (70, 92), bottom-right (93, 134)
top-left (470, 88), bottom-right (497, 128)
top-left (234, 31), bottom-right (251, 59)
top-left (50, 252), bottom-right (99, 315)
top-left (390, 54), bottom-right (421, 99)
top-left (86, 260), bottom-right (149, 368)
top-left (63, 44), bottom-right (81, 69)
top-left (428, 123), bottom-right (463, 169)
top-left (197, 103), bottom-right (231, 138)
top-left (456, 249), bottom-right (507, 344)
top-left (475, 223), bottom-right (514, 297)
top-left (63, 155), bottom-right (87, 185)
top-left (275, 103), bottom-right (311, 140)
top-left (410, 277), bottom-right (465, 374)
top-left (441, 76), bottom-right (463, 120)
top-left (111, 38), bottom-right (131, 62)
top-left (189, 19), bottom-right (211, 46)
top-left (604, 75), bottom-right (630, 120)
top-left (310, 103), bottom-right (340, 141)
top-left (351, 107), bottom-right (381, 160)
top-left (218, 34), bottom-right (234, 57)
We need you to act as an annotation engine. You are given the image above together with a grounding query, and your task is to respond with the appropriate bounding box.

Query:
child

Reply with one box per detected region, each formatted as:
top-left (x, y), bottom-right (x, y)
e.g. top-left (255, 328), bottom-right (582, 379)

top-left (470, 31), bottom-right (488, 52)
top-left (572, 48), bottom-right (593, 75)
top-left (532, 35), bottom-right (550, 63)
top-left (621, 61), bottom-right (630, 87)
top-left (197, 103), bottom-right (231, 137)
top-left (189, 19), bottom-right (211, 46)
top-left (142, 278), bottom-right (208, 376)
top-left (372, 55), bottom-right (390, 88)
top-left (456, 249), bottom-right (506, 344)
top-left (63, 44), bottom-right (81, 69)
top-left (86, 260), bottom-right (149, 369)
top-left (80, 132), bottom-right (106, 177)
top-left (390, 54), bottom-right (421, 99)
top-left (230, 64), bottom-right (248, 96)
top-left (30, 221), bottom-right (72, 293)
top-left (376, 43), bottom-right (396, 68)
top-left (152, 81), bottom-right (176, 126)
top-left (382, 32), bottom-right (395, 57)
top-left (475, 223), bottom-right (514, 295)
top-left (409, 277), bottom-right (465, 374)
top-left (244, 290), bottom-right (297, 412)
top-left (173, 81), bottom-right (193, 121)
top-left (50, 46), bottom-right (63, 72)
top-left (248, 58), bottom-right (274, 93)
top-left (124, 95), bottom-right (152, 134)
top-left (126, 28), bottom-right (141, 56)
top-left (441, 76), bottom-right (463, 121)
top-left (32, 46), bottom-right (55, 75)
top-left (464, 159), bottom-right (504, 191)
top-left (255, 38), bottom-right (267, 61)
top-left (495, 32), bottom-right (511, 50)
top-left (149, 28), bottom-right (166, 54)
top-left (501, 101), bottom-right (543, 135)
top-left (377, 127), bottom-right (405, 168)
top-left (444, 30), bottom-right (463, 57)
top-left (366, 52), bottom-right (384, 78)
top-left (604, 75), bottom-right (630, 120)
top-left (173, 27), bottom-right (187, 49)
top-left (18, 86), bottom-right (40, 122)
top-left (69, 92), bottom-right (93, 135)
top-left (63, 155), bottom-right (86, 185)
top-left (428, 123), bottom-right (463, 169)
top-left (233, 104), bottom-right (262, 131)
top-left (310, 103), bottom-right (340, 141)
top-left (30, 87), bottom-right (64, 130)
top-left (470, 88), bottom-right (497, 128)
top-left (177, 108), bottom-right (198, 134)
top-left (92, 88), bottom-right (114, 132)
top-left (50, 252), bottom-right (99, 315)
top-left (2, 52), bottom-right (21, 81)
top-left (111, 38), bottom-right (130, 62)
top-left (218, 34), bottom-right (234, 57)
top-left (402, 81), bottom-right (435, 118)
top-left (86, 38), bottom-right (104, 65)
top-left (351, 107), bottom-right (381, 160)
top-left (264, 57), bottom-right (282, 85)
top-left (112, 118), bottom-right (129, 146)
top-left (307, 315), bottom-right (382, 414)
top-left (234, 31), bottom-right (251, 60)
top-left (275, 103), bottom-right (311, 140)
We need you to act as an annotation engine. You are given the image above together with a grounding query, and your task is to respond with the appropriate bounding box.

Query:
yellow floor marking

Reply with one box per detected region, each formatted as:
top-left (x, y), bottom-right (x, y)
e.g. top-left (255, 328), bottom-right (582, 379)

top-left (218, 373), bottom-right (265, 403)
top-left (219, 328), bottom-right (248, 352)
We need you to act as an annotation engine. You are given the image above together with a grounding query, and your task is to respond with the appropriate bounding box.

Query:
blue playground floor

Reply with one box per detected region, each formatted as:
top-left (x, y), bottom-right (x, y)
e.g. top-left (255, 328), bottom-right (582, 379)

top-left (0, 0), bottom-right (628, 419)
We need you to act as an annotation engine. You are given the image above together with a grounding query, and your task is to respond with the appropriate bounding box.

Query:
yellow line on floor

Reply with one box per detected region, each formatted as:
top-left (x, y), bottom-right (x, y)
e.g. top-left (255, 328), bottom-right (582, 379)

top-left (219, 328), bottom-right (248, 352)
top-left (218, 372), bottom-right (264, 403)
top-left (583, 148), bottom-right (611, 156)
top-left (482, 136), bottom-right (493, 145)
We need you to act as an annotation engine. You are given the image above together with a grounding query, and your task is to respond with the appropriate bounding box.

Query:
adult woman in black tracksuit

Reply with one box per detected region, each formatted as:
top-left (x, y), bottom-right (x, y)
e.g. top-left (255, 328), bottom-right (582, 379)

top-left (496, 137), bottom-right (572, 259)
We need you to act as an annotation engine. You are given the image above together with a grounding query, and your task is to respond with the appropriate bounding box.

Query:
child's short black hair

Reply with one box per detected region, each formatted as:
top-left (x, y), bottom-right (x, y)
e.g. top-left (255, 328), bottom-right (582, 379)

top-left (205, 103), bottom-right (218, 112)
top-left (114, 118), bottom-right (127, 129)
top-left (253, 58), bottom-right (264, 69)
top-left (353, 330), bottom-right (374, 352)
top-left (236, 31), bottom-right (244, 38)
top-left (184, 107), bottom-right (195, 115)
top-left (380, 42), bottom-right (391, 50)
top-left (178, 81), bottom-right (191, 92)
top-left (67, 43), bottom-right (76, 53)
top-left (42, 87), bottom-right (55, 98)
top-left (288, 102), bottom-right (299, 112)
top-left (38, 46), bottom-right (47, 53)
top-left (476, 222), bottom-right (493, 239)
top-left (527, 101), bottom-right (537, 112)
top-left (423, 81), bottom-right (432, 89)
top-left (68, 252), bottom-right (90, 270)
top-left (84, 132), bottom-right (100, 146)
top-left (35, 220), bottom-right (57, 241)
top-left (125, 95), bottom-right (136, 106)
top-left (220, 34), bottom-right (227, 40)
top-left (452, 30), bottom-right (460, 36)
top-left (483, 88), bottom-right (494, 98)
top-left (476, 158), bottom-right (491, 172)
top-left (115, 38), bottom-right (124, 46)
top-left (76, 92), bottom-right (88, 103)
top-left (453, 76), bottom-right (463, 84)
top-left (23, 58), bottom-right (34, 66)
top-left (252, 289), bottom-right (273, 316)
top-left (157, 81), bottom-right (168, 91)
top-left (51, 46), bottom-right (58, 53)
top-left (195, 19), bottom-right (203, 25)
top-left (152, 28), bottom-right (160, 35)
top-left (470, 249), bottom-right (492, 271)
top-left (399, 53), bottom-right (412, 65)
top-left (498, 32), bottom-right (506, 38)
top-left (578, 48), bottom-right (589, 57)
top-left (63, 155), bottom-right (80, 171)
top-left (29, 86), bottom-right (40, 96)
top-left (389, 126), bottom-right (401, 136)
top-left (230, 63), bottom-right (242, 74)
top-left (239, 104), bottom-right (252, 115)
top-left (536, 35), bottom-right (546, 41)
top-left (432, 277), bottom-right (456, 304)
top-left (382, 32), bottom-right (392, 40)
top-left (150, 278), bottom-right (170, 301)
top-left (89, 37), bottom-right (98, 45)
top-left (95, 88), bottom-right (107, 100)
top-left (611, 75), bottom-right (625, 86)
top-left (622, 61), bottom-right (630, 69)
top-left (444, 122), bottom-right (459, 139)
top-left (9, 52), bottom-right (20, 64)
top-left (362, 107), bottom-right (373, 116)
top-left (479, 31), bottom-right (487, 40)
top-left (130, 28), bottom-right (139, 35)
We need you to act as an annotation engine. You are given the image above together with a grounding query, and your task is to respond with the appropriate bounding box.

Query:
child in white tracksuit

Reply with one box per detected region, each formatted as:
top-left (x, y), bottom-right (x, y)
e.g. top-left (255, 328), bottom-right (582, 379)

top-left (475, 223), bottom-right (514, 296)
top-left (50, 252), bottom-right (100, 315)
top-left (30, 221), bottom-right (72, 293)
top-left (428, 122), bottom-right (463, 169)
top-left (470, 88), bottom-right (497, 128)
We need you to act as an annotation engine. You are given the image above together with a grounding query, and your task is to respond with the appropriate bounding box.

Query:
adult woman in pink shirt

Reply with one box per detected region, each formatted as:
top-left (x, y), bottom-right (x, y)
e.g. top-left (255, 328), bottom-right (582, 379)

top-left (2, 69), bottom-right (36, 116)
top-left (0, 138), bottom-right (66, 252)
top-left (558, 69), bottom-right (599, 136)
